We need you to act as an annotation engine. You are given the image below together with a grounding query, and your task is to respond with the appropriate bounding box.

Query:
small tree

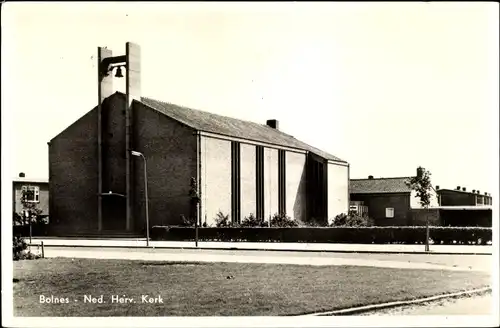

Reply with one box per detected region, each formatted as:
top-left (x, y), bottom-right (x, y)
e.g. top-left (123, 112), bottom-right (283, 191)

top-left (406, 166), bottom-right (433, 251)
top-left (13, 187), bottom-right (43, 260)
top-left (188, 177), bottom-right (200, 224)
top-left (19, 187), bottom-right (43, 242)
top-left (188, 177), bottom-right (201, 246)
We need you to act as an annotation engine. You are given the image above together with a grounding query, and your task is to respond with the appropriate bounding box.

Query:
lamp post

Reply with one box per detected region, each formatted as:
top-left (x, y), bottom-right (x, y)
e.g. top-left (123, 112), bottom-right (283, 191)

top-left (131, 150), bottom-right (149, 247)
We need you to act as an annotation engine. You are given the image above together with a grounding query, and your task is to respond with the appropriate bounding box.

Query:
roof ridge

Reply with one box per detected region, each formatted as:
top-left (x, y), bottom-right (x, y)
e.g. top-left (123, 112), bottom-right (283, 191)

top-left (140, 96), bottom-right (258, 125)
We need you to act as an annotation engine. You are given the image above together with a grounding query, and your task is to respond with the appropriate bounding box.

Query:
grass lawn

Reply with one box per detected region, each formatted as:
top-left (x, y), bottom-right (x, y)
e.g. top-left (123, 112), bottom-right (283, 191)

top-left (13, 258), bottom-right (490, 316)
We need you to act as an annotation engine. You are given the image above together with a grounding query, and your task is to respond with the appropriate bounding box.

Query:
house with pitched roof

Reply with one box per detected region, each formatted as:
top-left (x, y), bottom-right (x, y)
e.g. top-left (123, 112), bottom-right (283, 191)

top-left (350, 173), bottom-right (493, 227)
top-left (13, 174), bottom-right (49, 219)
top-left (349, 173), bottom-right (439, 226)
top-left (47, 43), bottom-right (349, 236)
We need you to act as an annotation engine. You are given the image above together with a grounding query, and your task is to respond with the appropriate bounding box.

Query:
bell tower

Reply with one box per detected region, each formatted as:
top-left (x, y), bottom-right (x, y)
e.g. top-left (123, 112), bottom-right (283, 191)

top-left (97, 42), bottom-right (141, 232)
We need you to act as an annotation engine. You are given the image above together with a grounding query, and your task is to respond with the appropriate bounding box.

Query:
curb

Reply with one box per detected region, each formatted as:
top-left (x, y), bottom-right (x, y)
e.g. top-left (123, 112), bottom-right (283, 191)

top-left (28, 243), bottom-right (493, 256)
top-left (298, 287), bottom-right (492, 316)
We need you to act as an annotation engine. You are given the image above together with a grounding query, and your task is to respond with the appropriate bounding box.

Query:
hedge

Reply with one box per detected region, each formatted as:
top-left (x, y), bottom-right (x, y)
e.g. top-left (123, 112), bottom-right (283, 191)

top-left (13, 224), bottom-right (50, 237)
top-left (150, 226), bottom-right (492, 245)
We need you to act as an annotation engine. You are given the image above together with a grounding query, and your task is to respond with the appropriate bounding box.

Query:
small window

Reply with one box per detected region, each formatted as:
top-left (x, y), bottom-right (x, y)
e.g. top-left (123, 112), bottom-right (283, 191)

top-left (21, 185), bottom-right (40, 203)
top-left (385, 208), bottom-right (394, 218)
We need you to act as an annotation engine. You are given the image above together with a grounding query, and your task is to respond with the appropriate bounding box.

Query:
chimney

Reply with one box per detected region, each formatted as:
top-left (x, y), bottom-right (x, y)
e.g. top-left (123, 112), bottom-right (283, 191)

top-left (266, 119), bottom-right (279, 130)
top-left (368, 175), bottom-right (374, 179)
top-left (457, 186), bottom-right (461, 190)
top-left (19, 172), bottom-right (25, 178)
top-left (436, 185), bottom-right (439, 190)
top-left (462, 187), bottom-right (466, 191)
top-left (416, 167), bottom-right (424, 178)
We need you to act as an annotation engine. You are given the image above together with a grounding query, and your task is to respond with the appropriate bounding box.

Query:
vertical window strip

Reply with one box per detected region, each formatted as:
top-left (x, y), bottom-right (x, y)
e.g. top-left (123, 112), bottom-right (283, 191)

top-left (236, 143), bottom-right (241, 223)
top-left (231, 142), bottom-right (236, 223)
top-left (231, 142), bottom-right (241, 224)
top-left (256, 146), bottom-right (265, 219)
top-left (278, 150), bottom-right (286, 215)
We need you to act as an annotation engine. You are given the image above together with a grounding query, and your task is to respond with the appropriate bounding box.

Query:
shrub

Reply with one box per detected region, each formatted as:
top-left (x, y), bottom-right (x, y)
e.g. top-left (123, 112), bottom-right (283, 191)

top-left (180, 214), bottom-right (196, 227)
top-left (13, 236), bottom-right (40, 260)
top-left (215, 211), bottom-right (235, 227)
top-left (13, 236), bottom-right (27, 260)
top-left (270, 213), bottom-right (298, 227)
top-left (330, 211), bottom-right (371, 227)
top-left (241, 213), bottom-right (268, 227)
top-left (13, 212), bottom-right (23, 226)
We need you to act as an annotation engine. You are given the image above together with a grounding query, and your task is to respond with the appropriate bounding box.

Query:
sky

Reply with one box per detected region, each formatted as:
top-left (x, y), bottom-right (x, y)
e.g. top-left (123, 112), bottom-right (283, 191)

top-left (2, 2), bottom-right (499, 194)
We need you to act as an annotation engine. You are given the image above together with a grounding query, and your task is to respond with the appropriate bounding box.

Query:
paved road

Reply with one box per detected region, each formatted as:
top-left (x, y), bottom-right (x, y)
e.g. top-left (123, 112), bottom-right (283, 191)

top-left (360, 292), bottom-right (494, 315)
top-left (30, 238), bottom-right (493, 254)
top-left (35, 246), bottom-right (492, 272)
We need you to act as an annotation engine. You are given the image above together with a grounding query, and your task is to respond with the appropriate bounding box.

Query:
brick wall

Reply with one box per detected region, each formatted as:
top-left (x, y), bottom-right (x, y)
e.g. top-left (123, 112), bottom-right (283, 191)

top-left (49, 104), bottom-right (99, 234)
top-left (438, 190), bottom-right (476, 206)
top-left (132, 101), bottom-right (197, 228)
top-left (440, 209), bottom-right (492, 227)
top-left (409, 208), bottom-right (441, 226)
top-left (49, 94), bottom-right (198, 235)
top-left (350, 193), bottom-right (411, 226)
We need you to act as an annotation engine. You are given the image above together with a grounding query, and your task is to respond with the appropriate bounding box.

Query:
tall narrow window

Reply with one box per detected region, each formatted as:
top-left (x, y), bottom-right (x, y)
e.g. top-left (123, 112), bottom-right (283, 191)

top-left (231, 142), bottom-right (241, 224)
top-left (278, 150), bottom-right (286, 215)
top-left (256, 146), bottom-right (265, 219)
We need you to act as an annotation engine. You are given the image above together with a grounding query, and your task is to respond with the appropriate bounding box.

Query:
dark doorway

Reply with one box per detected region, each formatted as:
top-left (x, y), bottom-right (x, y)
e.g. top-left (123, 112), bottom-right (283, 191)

top-left (102, 194), bottom-right (126, 231)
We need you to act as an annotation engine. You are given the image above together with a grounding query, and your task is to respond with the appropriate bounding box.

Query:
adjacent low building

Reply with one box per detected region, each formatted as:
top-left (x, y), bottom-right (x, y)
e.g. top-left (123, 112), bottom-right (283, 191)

top-left (436, 186), bottom-right (492, 206)
top-left (12, 175), bottom-right (49, 220)
top-left (349, 174), bottom-right (439, 226)
top-left (350, 176), bottom-right (492, 227)
top-left (434, 186), bottom-right (492, 227)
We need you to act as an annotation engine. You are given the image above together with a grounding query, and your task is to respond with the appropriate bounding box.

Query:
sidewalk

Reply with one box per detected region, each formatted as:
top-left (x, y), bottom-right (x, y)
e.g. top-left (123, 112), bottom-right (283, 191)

top-left (29, 237), bottom-right (493, 255)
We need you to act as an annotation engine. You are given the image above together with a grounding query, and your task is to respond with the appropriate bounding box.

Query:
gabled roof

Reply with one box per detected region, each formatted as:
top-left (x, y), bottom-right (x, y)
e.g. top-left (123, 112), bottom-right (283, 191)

top-left (138, 96), bottom-right (347, 163)
top-left (350, 177), bottom-right (413, 194)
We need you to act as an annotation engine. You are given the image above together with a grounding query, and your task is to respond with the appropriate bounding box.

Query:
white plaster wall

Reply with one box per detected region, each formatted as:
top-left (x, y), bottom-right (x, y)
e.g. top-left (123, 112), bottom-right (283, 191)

top-left (200, 136), bottom-right (231, 226)
top-left (240, 143), bottom-right (256, 219)
top-left (264, 148), bottom-right (279, 220)
top-left (410, 189), bottom-right (439, 209)
top-left (285, 151), bottom-right (307, 222)
top-left (327, 163), bottom-right (349, 222)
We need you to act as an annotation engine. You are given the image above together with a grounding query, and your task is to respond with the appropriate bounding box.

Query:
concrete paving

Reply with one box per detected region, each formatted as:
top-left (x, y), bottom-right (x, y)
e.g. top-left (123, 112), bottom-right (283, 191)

top-left (29, 237), bottom-right (493, 254)
top-left (359, 292), bottom-right (494, 316)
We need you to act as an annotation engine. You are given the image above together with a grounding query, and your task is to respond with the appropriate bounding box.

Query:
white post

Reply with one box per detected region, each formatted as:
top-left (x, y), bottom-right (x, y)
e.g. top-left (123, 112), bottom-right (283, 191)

top-left (143, 154), bottom-right (150, 247)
